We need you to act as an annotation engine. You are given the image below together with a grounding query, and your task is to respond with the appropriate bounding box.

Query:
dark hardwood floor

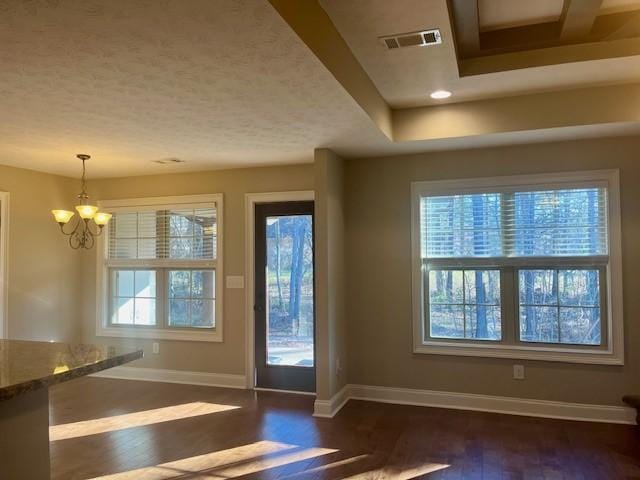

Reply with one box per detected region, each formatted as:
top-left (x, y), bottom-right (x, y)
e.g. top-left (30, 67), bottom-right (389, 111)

top-left (49, 377), bottom-right (640, 479)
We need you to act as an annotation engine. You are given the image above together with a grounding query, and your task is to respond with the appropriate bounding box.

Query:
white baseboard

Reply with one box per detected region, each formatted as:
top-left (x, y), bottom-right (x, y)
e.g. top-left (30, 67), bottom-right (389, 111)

top-left (91, 366), bottom-right (247, 390)
top-left (315, 384), bottom-right (636, 425)
top-left (90, 370), bottom-right (635, 425)
top-left (313, 385), bottom-right (349, 418)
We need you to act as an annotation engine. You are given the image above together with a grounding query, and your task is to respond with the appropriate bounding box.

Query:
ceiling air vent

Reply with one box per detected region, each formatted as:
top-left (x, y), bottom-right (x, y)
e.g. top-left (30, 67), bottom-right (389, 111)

top-left (379, 29), bottom-right (442, 50)
top-left (384, 37), bottom-right (400, 49)
top-left (152, 158), bottom-right (186, 165)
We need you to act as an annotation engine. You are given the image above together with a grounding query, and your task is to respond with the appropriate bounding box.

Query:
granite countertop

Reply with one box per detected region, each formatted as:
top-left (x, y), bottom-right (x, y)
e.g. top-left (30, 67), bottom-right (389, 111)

top-left (0, 339), bottom-right (143, 401)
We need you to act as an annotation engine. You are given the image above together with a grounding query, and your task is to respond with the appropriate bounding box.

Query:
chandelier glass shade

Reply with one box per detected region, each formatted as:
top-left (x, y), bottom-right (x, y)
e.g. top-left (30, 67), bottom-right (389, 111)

top-left (51, 154), bottom-right (111, 250)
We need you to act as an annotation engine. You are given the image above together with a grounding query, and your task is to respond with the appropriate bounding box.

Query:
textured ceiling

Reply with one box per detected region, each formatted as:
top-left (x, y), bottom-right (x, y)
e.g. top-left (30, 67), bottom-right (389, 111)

top-left (0, 0), bottom-right (389, 177)
top-left (319, 0), bottom-right (640, 108)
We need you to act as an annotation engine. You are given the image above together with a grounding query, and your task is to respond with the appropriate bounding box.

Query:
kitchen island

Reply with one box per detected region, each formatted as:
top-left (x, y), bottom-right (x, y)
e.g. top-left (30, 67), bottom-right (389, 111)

top-left (0, 339), bottom-right (143, 479)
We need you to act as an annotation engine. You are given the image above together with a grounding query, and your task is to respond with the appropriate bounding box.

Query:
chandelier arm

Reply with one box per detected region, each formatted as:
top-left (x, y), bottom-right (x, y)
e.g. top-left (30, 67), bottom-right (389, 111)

top-left (59, 216), bottom-right (81, 236)
top-left (69, 230), bottom-right (82, 250)
top-left (84, 220), bottom-right (104, 237)
top-left (80, 220), bottom-right (92, 250)
top-left (84, 229), bottom-right (96, 249)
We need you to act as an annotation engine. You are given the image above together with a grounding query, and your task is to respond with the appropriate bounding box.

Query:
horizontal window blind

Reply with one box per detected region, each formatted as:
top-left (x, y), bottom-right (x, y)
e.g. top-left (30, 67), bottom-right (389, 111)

top-left (423, 193), bottom-right (502, 258)
top-left (421, 187), bottom-right (608, 259)
top-left (107, 207), bottom-right (217, 261)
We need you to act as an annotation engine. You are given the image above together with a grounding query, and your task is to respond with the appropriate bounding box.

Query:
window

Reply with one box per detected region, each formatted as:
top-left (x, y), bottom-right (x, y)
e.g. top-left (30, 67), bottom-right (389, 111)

top-left (428, 268), bottom-right (502, 341)
top-left (96, 195), bottom-right (223, 342)
top-left (411, 171), bottom-right (623, 364)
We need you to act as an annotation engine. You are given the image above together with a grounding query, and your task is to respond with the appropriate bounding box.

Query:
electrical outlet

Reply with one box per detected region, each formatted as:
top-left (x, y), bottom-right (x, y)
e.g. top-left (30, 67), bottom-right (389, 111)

top-left (336, 356), bottom-right (342, 376)
top-left (152, 342), bottom-right (159, 354)
top-left (513, 364), bottom-right (525, 380)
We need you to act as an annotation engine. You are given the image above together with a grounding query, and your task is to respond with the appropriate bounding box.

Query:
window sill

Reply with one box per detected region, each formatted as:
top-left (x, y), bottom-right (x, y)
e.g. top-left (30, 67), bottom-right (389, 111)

top-left (414, 341), bottom-right (623, 365)
top-left (97, 325), bottom-right (223, 342)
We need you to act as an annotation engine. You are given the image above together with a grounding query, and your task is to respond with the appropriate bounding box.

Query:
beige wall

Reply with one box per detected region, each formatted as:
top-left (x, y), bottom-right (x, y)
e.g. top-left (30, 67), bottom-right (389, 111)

top-left (0, 165), bottom-right (81, 342)
top-left (4, 134), bottom-right (639, 408)
top-left (80, 164), bottom-right (314, 376)
top-left (393, 84), bottom-right (640, 142)
top-left (345, 136), bottom-right (640, 406)
top-left (314, 149), bottom-right (347, 400)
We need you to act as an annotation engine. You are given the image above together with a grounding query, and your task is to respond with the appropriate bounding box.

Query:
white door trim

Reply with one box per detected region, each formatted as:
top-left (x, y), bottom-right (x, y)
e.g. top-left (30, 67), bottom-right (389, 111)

top-left (0, 192), bottom-right (9, 339)
top-left (244, 191), bottom-right (315, 389)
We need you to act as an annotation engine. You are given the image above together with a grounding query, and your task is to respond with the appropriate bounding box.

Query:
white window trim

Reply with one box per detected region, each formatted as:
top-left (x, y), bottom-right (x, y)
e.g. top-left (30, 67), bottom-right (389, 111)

top-left (0, 192), bottom-right (8, 339)
top-left (411, 170), bottom-right (624, 365)
top-left (95, 194), bottom-right (224, 342)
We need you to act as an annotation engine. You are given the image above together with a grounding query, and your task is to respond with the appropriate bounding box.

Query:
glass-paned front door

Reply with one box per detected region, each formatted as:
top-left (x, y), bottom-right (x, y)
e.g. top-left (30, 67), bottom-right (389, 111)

top-left (255, 201), bottom-right (315, 392)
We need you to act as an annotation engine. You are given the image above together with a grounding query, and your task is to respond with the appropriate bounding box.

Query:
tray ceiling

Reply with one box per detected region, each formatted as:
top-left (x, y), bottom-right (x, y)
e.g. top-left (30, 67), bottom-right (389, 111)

top-left (319, 0), bottom-right (640, 108)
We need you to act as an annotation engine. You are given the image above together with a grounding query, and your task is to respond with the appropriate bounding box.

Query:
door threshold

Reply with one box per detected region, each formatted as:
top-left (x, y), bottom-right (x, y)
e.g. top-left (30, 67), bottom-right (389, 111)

top-left (254, 387), bottom-right (316, 397)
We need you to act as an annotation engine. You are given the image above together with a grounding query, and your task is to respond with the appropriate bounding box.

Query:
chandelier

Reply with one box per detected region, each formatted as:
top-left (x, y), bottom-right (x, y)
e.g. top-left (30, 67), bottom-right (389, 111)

top-left (51, 154), bottom-right (112, 250)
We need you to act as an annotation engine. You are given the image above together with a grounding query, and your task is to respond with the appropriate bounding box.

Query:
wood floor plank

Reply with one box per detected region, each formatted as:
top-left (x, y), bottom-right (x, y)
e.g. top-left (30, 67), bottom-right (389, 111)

top-left (48, 378), bottom-right (640, 480)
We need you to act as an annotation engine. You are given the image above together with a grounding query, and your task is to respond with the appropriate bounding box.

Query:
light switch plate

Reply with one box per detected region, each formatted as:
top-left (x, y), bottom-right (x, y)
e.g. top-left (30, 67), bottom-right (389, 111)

top-left (226, 275), bottom-right (245, 289)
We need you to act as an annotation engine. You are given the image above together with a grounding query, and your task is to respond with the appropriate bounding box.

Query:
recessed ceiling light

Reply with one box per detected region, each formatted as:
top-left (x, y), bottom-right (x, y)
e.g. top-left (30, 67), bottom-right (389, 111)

top-left (430, 90), bottom-right (452, 99)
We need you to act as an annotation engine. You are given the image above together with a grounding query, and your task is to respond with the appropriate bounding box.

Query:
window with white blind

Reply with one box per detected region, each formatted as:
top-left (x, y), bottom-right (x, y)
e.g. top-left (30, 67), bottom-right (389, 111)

top-left (96, 194), bottom-right (223, 342)
top-left (411, 171), bottom-right (624, 364)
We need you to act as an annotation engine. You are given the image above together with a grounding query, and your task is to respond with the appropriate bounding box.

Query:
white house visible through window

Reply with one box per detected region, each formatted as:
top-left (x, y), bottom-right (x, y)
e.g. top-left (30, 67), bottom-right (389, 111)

top-left (411, 171), bottom-right (623, 364)
top-left (97, 195), bottom-right (223, 342)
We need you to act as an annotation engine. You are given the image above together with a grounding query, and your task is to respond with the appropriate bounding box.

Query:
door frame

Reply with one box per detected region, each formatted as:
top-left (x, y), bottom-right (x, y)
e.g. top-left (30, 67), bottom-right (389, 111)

top-left (0, 192), bottom-right (8, 340)
top-left (244, 191), bottom-right (315, 390)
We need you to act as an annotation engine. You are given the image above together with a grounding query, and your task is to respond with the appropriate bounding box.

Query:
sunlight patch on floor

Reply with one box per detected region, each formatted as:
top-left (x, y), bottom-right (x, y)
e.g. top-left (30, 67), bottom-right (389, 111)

top-left (88, 440), bottom-right (337, 479)
top-left (50, 402), bottom-right (240, 441)
top-left (280, 453), bottom-right (370, 478)
top-left (341, 462), bottom-right (450, 479)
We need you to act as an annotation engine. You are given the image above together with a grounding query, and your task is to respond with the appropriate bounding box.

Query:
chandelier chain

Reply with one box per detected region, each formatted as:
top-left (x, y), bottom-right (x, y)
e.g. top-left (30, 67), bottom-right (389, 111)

top-left (78, 154), bottom-right (90, 199)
